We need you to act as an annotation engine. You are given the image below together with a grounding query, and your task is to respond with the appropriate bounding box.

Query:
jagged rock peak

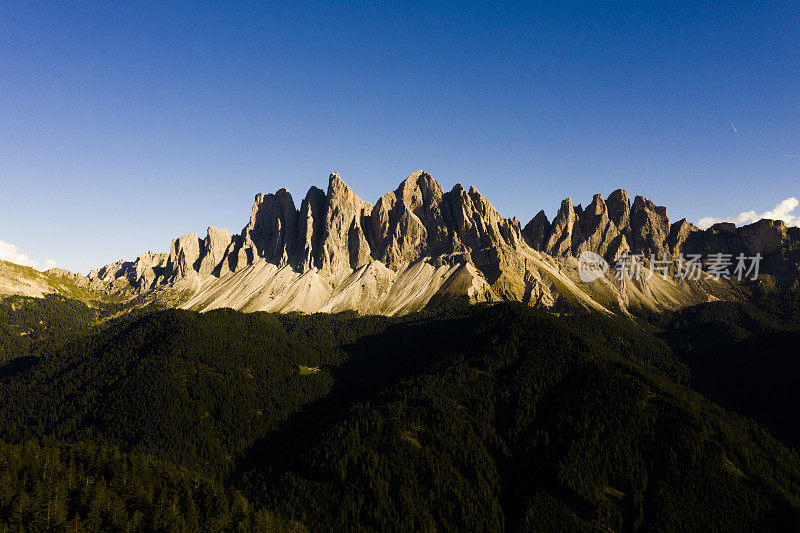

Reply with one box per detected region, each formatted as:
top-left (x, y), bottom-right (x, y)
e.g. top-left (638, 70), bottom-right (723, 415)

top-left (543, 198), bottom-right (580, 256)
top-left (243, 188), bottom-right (299, 262)
top-left (630, 195), bottom-right (670, 256)
top-left (606, 189), bottom-right (631, 230)
top-left (319, 172), bottom-right (373, 272)
top-left (198, 226), bottom-right (233, 276)
top-left (399, 170), bottom-right (443, 201)
top-left (327, 172), bottom-right (366, 204)
top-left (668, 218), bottom-right (700, 255)
top-left (65, 174), bottom-right (800, 312)
top-left (574, 193), bottom-right (628, 260)
top-left (297, 186), bottom-right (326, 270)
top-left (522, 210), bottom-right (550, 250)
top-left (167, 233), bottom-right (203, 279)
top-left (369, 171), bottom-right (446, 267)
top-left (443, 181), bottom-right (521, 253)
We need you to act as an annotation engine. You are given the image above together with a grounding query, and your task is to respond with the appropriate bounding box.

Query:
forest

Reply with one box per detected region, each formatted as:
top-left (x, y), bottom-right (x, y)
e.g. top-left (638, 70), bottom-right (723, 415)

top-left (1, 292), bottom-right (800, 531)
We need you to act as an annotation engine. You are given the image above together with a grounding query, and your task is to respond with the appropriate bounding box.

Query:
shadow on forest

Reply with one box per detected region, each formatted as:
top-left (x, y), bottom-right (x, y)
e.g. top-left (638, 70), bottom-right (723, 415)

top-left (672, 331), bottom-right (800, 449)
top-left (0, 356), bottom-right (39, 379)
top-left (232, 313), bottom-right (476, 486)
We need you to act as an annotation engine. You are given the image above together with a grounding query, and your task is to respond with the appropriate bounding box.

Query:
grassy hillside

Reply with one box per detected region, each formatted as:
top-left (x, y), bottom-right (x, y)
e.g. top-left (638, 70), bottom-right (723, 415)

top-left (0, 259), bottom-right (116, 302)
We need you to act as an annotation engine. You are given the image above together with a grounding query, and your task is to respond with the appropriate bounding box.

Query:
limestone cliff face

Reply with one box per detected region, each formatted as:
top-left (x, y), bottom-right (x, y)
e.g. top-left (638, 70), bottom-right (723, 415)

top-left (91, 170), bottom-right (535, 312)
top-left (166, 234), bottom-right (203, 280)
top-left (733, 219), bottom-right (789, 256)
top-left (629, 196), bottom-right (671, 257)
top-left (522, 210), bottom-right (550, 251)
top-left (367, 172), bottom-right (522, 267)
top-left (667, 219), bottom-right (701, 256)
top-left (443, 184), bottom-right (522, 253)
top-left (606, 189), bottom-right (631, 240)
top-left (76, 170), bottom-right (800, 314)
top-left (84, 251), bottom-right (170, 294)
top-left (242, 189), bottom-right (298, 266)
top-left (198, 226), bottom-right (232, 277)
top-left (574, 194), bottom-right (629, 260)
top-left (318, 172), bottom-right (373, 272)
top-left (370, 171), bottom-right (446, 267)
top-left (521, 188), bottom-right (799, 283)
top-left (543, 199), bottom-right (581, 257)
top-left (200, 170), bottom-right (524, 280)
top-left (297, 186), bottom-right (326, 270)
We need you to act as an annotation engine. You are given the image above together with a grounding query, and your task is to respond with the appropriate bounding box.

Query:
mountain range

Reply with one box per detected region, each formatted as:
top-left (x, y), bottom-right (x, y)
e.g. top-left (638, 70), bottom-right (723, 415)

top-left (5, 171), bottom-right (800, 315)
top-left (4, 172), bottom-right (800, 530)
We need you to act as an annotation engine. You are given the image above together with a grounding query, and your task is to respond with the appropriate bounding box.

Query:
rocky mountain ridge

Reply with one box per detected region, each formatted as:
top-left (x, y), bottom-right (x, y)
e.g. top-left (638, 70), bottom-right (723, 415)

top-left (18, 171), bottom-right (800, 314)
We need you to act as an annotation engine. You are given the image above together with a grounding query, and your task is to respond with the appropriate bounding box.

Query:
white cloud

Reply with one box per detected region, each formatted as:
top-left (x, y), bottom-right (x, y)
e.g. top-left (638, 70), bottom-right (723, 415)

top-left (698, 197), bottom-right (800, 230)
top-left (0, 240), bottom-right (60, 271)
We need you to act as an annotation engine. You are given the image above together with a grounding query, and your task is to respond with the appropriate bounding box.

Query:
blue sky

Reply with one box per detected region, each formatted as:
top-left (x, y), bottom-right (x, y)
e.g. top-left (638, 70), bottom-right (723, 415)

top-left (1, 1), bottom-right (799, 273)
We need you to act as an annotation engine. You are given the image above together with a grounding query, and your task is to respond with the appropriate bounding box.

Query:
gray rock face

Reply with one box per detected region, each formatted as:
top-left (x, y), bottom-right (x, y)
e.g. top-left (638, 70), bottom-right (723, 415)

top-left (606, 189), bottom-right (631, 239)
top-left (166, 234), bottom-right (202, 279)
top-left (47, 268), bottom-right (90, 289)
top-left (629, 196), bottom-right (671, 257)
top-left (667, 219), bottom-right (701, 256)
top-left (198, 226), bottom-right (233, 276)
top-left (522, 210), bottom-right (550, 250)
top-left (544, 199), bottom-right (581, 257)
top-left (243, 189), bottom-right (298, 266)
top-left (370, 171), bottom-right (445, 267)
top-left (574, 194), bottom-right (629, 260)
top-left (297, 186), bottom-right (326, 270)
top-left (318, 172), bottom-right (373, 272)
top-left (521, 189), bottom-right (799, 284)
top-left (87, 251), bottom-right (169, 293)
top-left (88, 259), bottom-right (132, 283)
top-left (112, 171), bottom-right (526, 290)
top-left (441, 184), bottom-right (521, 254)
top-left (133, 251), bottom-right (169, 290)
top-left (737, 219), bottom-right (789, 256)
top-left (86, 171), bottom-right (800, 304)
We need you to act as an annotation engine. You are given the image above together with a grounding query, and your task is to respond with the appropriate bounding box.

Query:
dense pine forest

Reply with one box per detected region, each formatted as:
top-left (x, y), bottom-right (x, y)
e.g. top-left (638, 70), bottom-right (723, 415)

top-left (1, 293), bottom-right (800, 531)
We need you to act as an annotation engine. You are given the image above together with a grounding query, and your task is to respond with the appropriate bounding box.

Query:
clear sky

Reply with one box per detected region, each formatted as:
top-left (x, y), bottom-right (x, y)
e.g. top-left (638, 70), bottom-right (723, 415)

top-left (1, 1), bottom-right (799, 274)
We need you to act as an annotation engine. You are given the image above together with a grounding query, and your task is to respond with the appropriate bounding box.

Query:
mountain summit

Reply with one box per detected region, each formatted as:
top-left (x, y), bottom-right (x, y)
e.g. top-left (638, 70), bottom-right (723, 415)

top-left (16, 171), bottom-right (800, 315)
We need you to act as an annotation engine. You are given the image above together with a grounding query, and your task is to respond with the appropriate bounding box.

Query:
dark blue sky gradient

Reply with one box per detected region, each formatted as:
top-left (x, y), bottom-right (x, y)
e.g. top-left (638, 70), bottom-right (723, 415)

top-left (1, 1), bottom-right (798, 272)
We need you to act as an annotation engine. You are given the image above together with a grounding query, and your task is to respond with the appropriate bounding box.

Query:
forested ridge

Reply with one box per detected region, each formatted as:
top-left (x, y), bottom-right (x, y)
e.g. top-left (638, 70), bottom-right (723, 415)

top-left (1, 293), bottom-right (800, 531)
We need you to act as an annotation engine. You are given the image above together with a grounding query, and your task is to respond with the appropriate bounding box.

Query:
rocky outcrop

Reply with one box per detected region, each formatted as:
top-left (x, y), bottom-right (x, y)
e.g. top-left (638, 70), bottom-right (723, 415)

top-left (442, 184), bottom-right (521, 254)
top-left (200, 171), bottom-right (525, 281)
top-left (297, 186), bottom-right (326, 270)
top-left (132, 251), bottom-right (170, 290)
top-left (522, 190), bottom-right (799, 288)
top-left (574, 194), bottom-right (629, 260)
top-left (522, 210), bottom-right (550, 251)
top-left (629, 196), bottom-right (671, 257)
top-left (370, 171), bottom-right (446, 267)
top-left (318, 172), bottom-right (373, 273)
top-left (60, 170), bottom-right (800, 315)
top-left (606, 189), bottom-right (631, 239)
top-left (198, 226), bottom-right (233, 276)
top-left (543, 199), bottom-right (579, 257)
top-left (242, 189), bottom-right (298, 266)
top-left (86, 251), bottom-right (169, 293)
top-left (737, 219), bottom-right (789, 256)
top-left (667, 219), bottom-right (701, 256)
top-left (166, 234), bottom-right (202, 280)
